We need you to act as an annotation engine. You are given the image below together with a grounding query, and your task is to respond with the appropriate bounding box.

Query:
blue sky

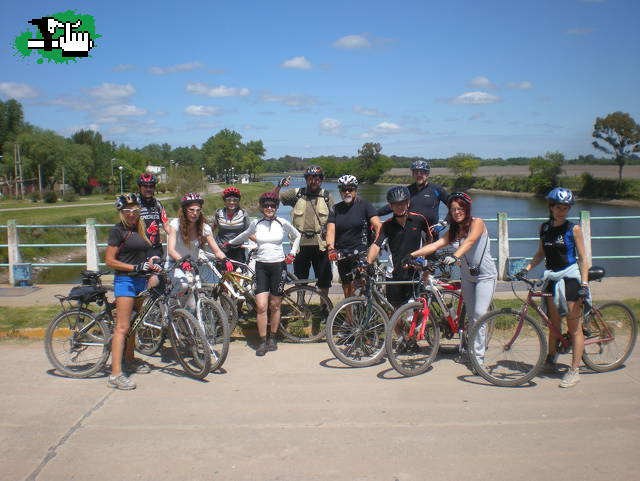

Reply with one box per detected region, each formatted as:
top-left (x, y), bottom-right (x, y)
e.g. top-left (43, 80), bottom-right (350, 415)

top-left (1, 0), bottom-right (639, 159)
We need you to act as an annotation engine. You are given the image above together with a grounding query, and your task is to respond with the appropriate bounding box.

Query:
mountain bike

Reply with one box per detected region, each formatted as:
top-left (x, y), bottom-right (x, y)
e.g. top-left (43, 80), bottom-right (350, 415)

top-left (44, 268), bottom-right (212, 380)
top-left (468, 267), bottom-right (638, 387)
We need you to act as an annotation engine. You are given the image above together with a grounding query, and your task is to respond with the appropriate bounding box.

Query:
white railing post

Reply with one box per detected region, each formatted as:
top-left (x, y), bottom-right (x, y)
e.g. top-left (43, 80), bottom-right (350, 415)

top-left (580, 210), bottom-right (592, 266)
top-left (7, 219), bottom-right (22, 285)
top-left (497, 212), bottom-right (509, 281)
top-left (86, 218), bottom-right (100, 272)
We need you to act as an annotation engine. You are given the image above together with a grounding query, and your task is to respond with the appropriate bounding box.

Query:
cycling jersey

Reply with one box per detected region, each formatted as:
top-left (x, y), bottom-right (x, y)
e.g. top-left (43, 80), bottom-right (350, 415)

top-left (228, 216), bottom-right (301, 263)
top-left (328, 198), bottom-right (378, 252)
top-left (212, 207), bottom-right (249, 244)
top-left (540, 220), bottom-right (577, 271)
top-left (139, 198), bottom-right (167, 251)
top-left (377, 182), bottom-right (448, 227)
top-left (107, 224), bottom-right (152, 276)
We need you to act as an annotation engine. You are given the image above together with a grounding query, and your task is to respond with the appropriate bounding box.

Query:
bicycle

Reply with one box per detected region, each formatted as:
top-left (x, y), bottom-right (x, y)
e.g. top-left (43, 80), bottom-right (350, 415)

top-left (200, 250), bottom-right (333, 342)
top-left (467, 267), bottom-right (638, 387)
top-left (44, 268), bottom-right (212, 380)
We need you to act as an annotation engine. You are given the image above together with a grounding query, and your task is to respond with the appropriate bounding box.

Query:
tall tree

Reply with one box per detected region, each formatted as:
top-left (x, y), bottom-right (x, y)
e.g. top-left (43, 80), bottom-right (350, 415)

top-left (202, 129), bottom-right (243, 174)
top-left (358, 142), bottom-right (382, 170)
top-left (592, 111), bottom-right (640, 184)
top-left (448, 153), bottom-right (480, 177)
top-left (528, 151), bottom-right (564, 195)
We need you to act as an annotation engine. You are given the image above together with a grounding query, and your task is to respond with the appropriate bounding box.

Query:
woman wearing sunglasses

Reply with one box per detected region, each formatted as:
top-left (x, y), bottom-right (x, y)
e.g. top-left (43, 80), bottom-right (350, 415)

top-left (166, 193), bottom-right (228, 309)
top-left (408, 192), bottom-right (497, 369)
top-left (226, 192), bottom-right (301, 356)
top-left (105, 193), bottom-right (162, 390)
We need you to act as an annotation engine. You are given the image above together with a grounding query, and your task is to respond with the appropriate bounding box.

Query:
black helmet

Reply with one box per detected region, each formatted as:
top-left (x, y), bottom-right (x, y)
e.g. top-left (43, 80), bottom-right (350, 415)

top-left (304, 165), bottom-right (324, 178)
top-left (411, 160), bottom-right (430, 172)
top-left (115, 193), bottom-right (142, 211)
top-left (386, 186), bottom-right (410, 204)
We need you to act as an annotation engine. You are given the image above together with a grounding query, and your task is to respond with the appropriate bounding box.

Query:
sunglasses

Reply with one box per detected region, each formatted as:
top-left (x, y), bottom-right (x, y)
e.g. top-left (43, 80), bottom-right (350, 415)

top-left (262, 204), bottom-right (277, 209)
top-left (340, 187), bottom-right (356, 193)
top-left (122, 208), bottom-right (140, 215)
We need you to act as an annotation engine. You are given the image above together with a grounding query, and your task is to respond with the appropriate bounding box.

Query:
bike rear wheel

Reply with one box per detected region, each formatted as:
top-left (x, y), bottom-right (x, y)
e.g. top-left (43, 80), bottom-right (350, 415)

top-left (279, 285), bottom-right (333, 343)
top-left (468, 308), bottom-right (546, 387)
top-left (135, 297), bottom-right (165, 356)
top-left (198, 298), bottom-right (230, 372)
top-left (217, 292), bottom-right (239, 335)
top-left (386, 302), bottom-right (440, 377)
top-left (326, 296), bottom-right (388, 367)
top-left (169, 308), bottom-right (211, 379)
top-left (582, 301), bottom-right (638, 372)
top-left (44, 308), bottom-right (110, 378)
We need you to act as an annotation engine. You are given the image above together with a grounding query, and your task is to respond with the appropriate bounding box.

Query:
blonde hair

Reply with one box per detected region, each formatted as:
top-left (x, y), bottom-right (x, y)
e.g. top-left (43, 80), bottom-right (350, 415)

top-left (119, 205), bottom-right (151, 246)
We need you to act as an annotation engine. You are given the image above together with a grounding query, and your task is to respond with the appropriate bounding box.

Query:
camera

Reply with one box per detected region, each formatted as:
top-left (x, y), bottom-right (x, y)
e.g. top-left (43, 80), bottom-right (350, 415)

top-left (469, 266), bottom-right (480, 277)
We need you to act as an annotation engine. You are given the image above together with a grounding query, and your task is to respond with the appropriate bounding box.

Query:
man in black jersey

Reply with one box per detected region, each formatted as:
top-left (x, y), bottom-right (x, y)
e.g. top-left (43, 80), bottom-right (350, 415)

top-left (137, 173), bottom-right (169, 259)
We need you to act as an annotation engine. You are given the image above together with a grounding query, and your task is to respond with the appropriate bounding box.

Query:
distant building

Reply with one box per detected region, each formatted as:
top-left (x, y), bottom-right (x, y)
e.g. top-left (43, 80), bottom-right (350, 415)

top-left (240, 173), bottom-right (250, 184)
top-left (146, 165), bottom-right (167, 183)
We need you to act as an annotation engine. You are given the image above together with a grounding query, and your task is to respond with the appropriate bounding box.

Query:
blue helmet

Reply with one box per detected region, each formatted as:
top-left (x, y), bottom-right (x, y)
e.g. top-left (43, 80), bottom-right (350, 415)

top-left (546, 187), bottom-right (575, 205)
top-left (411, 160), bottom-right (430, 173)
top-left (386, 186), bottom-right (411, 204)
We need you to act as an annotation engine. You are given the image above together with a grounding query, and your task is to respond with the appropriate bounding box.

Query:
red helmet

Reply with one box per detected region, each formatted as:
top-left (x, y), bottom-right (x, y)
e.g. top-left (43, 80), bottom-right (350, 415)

top-left (181, 192), bottom-right (204, 207)
top-left (447, 192), bottom-right (472, 206)
top-left (259, 191), bottom-right (280, 207)
top-left (222, 186), bottom-right (241, 199)
top-left (137, 173), bottom-right (157, 186)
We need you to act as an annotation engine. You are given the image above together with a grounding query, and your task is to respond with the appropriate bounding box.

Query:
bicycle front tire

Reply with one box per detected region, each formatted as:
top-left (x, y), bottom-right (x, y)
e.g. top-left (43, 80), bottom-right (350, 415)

top-left (582, 301), bottom-right (638, 372)
top-left (134, 297), bottom-right (165, 356)
top-left (198, 298), bottom-right (230, 372)
top-left (468, 308), bottom-right (546, 387)
top-left (279, 285), bottom-right (333, 343)
top-left (44, 308), bottom-right (110, 378)
top-left (169, 308), bottom-right (211, 380)
top-left (326, 296), bottom-right (388, 367)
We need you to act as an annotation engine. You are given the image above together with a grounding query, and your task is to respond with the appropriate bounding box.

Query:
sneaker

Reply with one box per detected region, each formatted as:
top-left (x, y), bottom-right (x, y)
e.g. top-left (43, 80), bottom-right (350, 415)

top-left (256, 339), bottom-right (268, 357)
top-left (267, 337), bottom-right (278, 352)
top-left (124, 360), bottom-right (151, 374)
top-left (107, 374), bottom-right (136, 390)
top-left (543, 355), bottom-right (560, 373)
top-left (559, 368), bottom-right (580, 388)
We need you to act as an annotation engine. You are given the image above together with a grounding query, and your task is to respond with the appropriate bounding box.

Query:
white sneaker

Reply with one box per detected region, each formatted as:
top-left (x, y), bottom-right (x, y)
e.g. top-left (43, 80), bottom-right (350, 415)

top-left (559, 368), bottom-right (580, 388)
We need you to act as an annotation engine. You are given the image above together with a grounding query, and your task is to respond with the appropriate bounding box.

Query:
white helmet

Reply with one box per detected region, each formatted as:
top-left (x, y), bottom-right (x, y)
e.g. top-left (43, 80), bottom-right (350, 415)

top-left (337, 174), bottom-right (358, 190)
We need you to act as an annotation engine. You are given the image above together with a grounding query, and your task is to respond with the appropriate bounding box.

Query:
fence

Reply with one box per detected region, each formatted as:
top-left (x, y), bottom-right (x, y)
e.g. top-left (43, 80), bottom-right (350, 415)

top-left (2, 212), bottom-right (640, 284)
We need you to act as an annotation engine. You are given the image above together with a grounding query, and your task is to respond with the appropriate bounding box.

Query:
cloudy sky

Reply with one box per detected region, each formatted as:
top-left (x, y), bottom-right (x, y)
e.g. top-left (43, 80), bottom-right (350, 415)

top-left (1, 0), bottom-right (638, 159)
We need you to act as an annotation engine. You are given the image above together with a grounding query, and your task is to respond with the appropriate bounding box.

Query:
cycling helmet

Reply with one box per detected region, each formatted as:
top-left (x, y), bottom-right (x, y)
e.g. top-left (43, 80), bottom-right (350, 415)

top-left (115, 193), bottom-right (141, 211)
top-left (259, 191), bottom-right (280, 207)
top-left (546, 187), bottom-right (575, 205)
top-left (386, 186), bottom-right (411, 204)
top-left (411, 160), bottom-right (430, 173)
top-left (222, 186), bottom-right (241, 199)
top-left (137, 173), bottom-right (157, 186)
top-left (181, 192), bottom-right (204, 207)
top-left (447, 192), bottom-right (472, 206)
top-left (304, 165), bottom-right (324, 178)
top-left (337, 174), bottom-right (358, 190)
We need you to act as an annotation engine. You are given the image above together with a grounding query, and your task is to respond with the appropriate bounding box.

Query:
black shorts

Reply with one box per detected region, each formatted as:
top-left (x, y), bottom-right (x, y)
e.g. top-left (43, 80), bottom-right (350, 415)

top-left (255, 261), bottom-right (287, 296)
top-left (545, 278), bottom-right (581, 302)
top-left (385, 276), bottom-right (413, 308)
top-left (223, 245), bottom-right (246, 264)
top-left (337, 257), bottom-right (358, 284)
top-left (293, 245), bottom-right (332, 288)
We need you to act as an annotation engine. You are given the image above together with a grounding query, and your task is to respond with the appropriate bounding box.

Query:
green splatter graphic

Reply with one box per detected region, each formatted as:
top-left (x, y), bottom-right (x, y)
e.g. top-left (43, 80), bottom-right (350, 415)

top-left (13, 9), bottom-right (100, 64)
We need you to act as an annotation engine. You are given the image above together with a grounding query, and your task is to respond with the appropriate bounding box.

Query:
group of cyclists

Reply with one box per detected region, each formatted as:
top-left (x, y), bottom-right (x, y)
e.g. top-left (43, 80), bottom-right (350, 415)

top-left (105, 161), bottom-right (590, 391)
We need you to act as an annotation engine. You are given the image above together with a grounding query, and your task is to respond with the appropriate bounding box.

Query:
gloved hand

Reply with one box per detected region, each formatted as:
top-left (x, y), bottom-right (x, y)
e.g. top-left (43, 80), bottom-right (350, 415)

top-left (179, 260), bottom-right (192, 272)
top-left (578, 283), bottom-right (590, 299)
top-left (516, 268), bottom-right (528, 280)
top-left (284, 253), bottom-right (295, 264)
top-left (133, 261), bottom-right (153, 273)
top-left (328, 249), bottom-right (338, 262)
top-left (442, 255), bottom-right (459, 265)
top-left (221, 242), bottom-right (230, 250)
top-left (224, 259), bottom-right (234, 272)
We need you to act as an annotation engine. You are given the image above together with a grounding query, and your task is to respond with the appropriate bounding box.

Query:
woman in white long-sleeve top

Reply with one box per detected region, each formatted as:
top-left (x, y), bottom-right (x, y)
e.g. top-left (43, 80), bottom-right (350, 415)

top-left (226, 192), bottom-right (301, 356)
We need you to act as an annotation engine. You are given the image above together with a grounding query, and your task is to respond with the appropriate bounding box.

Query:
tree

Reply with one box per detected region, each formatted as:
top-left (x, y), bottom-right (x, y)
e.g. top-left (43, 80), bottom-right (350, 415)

top-left (592, 111), bottom-right (640, 184)
top-left (528, 151), bottom-right (564, 196)
top-left (448, 153), bottom-right (480, 177)
top-left (358, 142), bottom-right (382, 170)
top-left (202, 129), bottom-right (243, 174)
top-left (0, 99), bottom-right (25, 147)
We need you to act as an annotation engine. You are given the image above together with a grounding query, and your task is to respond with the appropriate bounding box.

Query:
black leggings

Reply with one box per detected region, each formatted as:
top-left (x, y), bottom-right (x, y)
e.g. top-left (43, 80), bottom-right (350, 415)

top-left (255, 261), bottom-right (287, 296)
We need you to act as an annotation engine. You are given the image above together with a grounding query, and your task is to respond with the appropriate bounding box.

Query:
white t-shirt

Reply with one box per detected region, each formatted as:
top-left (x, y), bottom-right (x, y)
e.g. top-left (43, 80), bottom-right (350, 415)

top-left (229, 216), bottom-right (300, 263)
top-left (166, 217), bottom-right (212, 264)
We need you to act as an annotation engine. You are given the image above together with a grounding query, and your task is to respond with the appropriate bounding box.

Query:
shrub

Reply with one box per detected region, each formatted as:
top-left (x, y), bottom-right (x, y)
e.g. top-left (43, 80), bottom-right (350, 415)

top-left (62, 189), bottom-right (79, 202)
top-left (43, 191), bottom-right (58, 203)
top-left (29, 191), bottom-right (41, 203)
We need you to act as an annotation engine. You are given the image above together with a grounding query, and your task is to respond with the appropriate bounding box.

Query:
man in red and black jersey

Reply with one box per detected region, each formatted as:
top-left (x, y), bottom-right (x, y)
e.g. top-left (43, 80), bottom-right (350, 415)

top-left (366, 186), bottom-right (431, 308)
top-left (137, 173), bottom-right (169, 258)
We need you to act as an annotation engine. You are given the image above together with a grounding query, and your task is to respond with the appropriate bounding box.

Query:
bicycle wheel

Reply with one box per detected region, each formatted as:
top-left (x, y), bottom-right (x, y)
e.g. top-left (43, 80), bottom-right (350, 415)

top-left (468, 308), bottom-right (546, 387)
top-left (217, 292), bottom-right (238, 335)
top-left (386, 302), bottom-right (440, 377)
top-left (430, 290), bottom-right (465, 354)
top-left (44, 308), bottom-right (110, 378)
top-left (134, 297), bottom-right (166, 356)
top-left (582, 301), bottom-right (638, 372)
top-left (279, 285), bottom-right (333, 343)
top-left (168, 308), bottom-right (211, 380)
top-left (326, 296), bottom-right (389, 367)
top-left (198, 298), bottom-right (230, 372)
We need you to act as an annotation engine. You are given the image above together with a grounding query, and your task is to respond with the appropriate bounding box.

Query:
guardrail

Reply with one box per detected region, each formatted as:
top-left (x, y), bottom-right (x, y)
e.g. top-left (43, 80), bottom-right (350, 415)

top-left (2, 212), bottom-right (640, 284)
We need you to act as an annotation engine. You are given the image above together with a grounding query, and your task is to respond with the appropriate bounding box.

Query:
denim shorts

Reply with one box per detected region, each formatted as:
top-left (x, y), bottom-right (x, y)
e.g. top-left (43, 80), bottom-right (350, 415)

top-left (114, 275), bottom-right (147, 297)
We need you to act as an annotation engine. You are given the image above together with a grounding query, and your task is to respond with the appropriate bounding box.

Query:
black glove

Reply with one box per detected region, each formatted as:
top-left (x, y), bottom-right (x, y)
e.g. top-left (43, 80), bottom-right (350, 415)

top-left (516, 269), bottom-right (528, 280)
top-left (133, 261), bottom-right (151, 273)
top-left (577, 284), bottom-right (590, 299)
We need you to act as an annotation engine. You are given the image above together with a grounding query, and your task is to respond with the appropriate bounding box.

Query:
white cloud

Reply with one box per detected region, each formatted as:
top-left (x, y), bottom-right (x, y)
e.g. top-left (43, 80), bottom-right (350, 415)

top-left (259, 91), bottom-right (317, 107)
top-left (374, 122), bottom-right (401, 133)
top-left (102, 104), bottom-right (148, 116)
top-left (149, 62), bottom-right (203, 75)
top-left (468, 76), bottom-right (496, 90)
top-left (359, 132), bottom-right (374, 139)
top-left (332, 34), bottom-right (371, 50)
top-left (567, 28), bottom-right (593, 35)
top-left (0, 82), bottom-right (38, 99)
top-left (353, 106), bottom-right (388, 117)
top-left (282, 56), bottom-right (312, 70)
top-left (506, 81), bottom-right (533, 90)
top-left (184, 105), bottom-right (222, 116)
top-left (43, 95), bottom-right (92, 111)
top-left (87, 83), bottom-right (136, 104)
top-left (186, 82), bottom-right (250, 97)
top-left (111, 64), bottom-right (136, 72)
top-left (451, 91), bottom-right (501, 104)
top-left (320, 118), bottom-right (343, 135)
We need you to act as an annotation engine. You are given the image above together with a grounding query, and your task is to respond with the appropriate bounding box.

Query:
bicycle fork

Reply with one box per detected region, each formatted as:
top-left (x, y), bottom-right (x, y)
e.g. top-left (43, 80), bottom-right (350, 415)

top-left (409, 297), bottom-right (430, 341)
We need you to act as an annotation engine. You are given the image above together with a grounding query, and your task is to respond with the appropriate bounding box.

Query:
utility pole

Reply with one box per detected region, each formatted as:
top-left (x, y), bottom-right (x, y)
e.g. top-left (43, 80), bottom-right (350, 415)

top-left (38, 164), bottom-right (42, 192)
top-left (14, 143), bottom-right (25, 200)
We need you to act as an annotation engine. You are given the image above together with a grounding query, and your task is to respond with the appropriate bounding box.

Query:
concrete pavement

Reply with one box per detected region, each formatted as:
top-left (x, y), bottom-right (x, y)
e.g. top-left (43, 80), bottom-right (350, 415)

top-left (1, 340), bottom-right (639, 481)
